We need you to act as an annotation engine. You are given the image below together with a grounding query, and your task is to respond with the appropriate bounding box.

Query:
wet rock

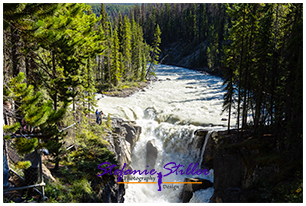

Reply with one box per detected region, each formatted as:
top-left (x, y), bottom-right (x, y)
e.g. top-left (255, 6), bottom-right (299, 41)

top-left (113, 134), bottom-right (132, 168)
top-left (112, 126), bottom-right (127, 137)
top-left (102, 118), bottom-right (142, 203)
top-left (146, 139), bottom-right (158, 169)
top-left (108, 119), bottom-right (142, 167)
top-left (194, 129), bottom-right (208, 136)
top-left (194, 129), bottom-right (208, 148)
top-left (213, 187), bottom-right (247, 203)
top-left (202, 131), bottom-right (218, 170)
top-left (144, 107), bottom-right (157, 120)
top-left (181, 178), bottom-right (213, 203)
top-left (132, 125), bottom-right (141, 142)
top-left (189, 129), bottom-right (208, 159)
top-left (121, 123), bottom-right (137, 149)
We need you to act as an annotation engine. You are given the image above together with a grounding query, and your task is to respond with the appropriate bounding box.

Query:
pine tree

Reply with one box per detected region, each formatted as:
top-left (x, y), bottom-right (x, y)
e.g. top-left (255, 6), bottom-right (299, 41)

top-left (3, 72), bottom-right (64, 156)
top-left (281, 3), bottom-right (303, 140)
top-left (253, 4), bottom-right (273, 131)
top-left (133, 24), bottom-right (143, 81)
top-left (111, 27), bottom-right (121, 86)
top-left (122, 15), bottom-right (132, 81)
top-left (141, 44), bottom-right (149, 82)
top-left (222, 46), bottom-right (237, 133)
top-left (118, 12), bottom-right (124, 53)
top-left (146, 24), bottom-right (161, 79)
top-left (100, 3), bottom-right (109, 38)
top-left (3, 4), bottom-right (59, 77)
top-left (131, 18), bottom-right (137, 81)
top-left (30, 3), bottom-right (105, 169)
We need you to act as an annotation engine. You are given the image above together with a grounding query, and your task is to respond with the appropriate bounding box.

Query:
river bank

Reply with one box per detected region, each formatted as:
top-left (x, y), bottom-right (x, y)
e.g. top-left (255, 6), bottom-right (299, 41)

top-left (100, 81), bottom-right (152, 98)
top-left (97, 63), bottom-right (224, 99)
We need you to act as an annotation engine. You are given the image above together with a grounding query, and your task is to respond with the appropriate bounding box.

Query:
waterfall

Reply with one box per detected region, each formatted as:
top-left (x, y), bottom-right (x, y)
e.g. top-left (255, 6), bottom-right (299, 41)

top-left (96, 64), bottom-right (231, 202)
top-left (124, 119), bottom-right (214, 203)
top-left (199, 130), bottom-right (213, 168)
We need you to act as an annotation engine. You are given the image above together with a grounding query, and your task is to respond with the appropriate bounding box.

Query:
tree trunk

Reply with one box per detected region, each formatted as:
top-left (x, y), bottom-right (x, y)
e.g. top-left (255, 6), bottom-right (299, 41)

top-left (87, 57), bottom-right (91, 113)
top-left (52, 50), bottom-right (59, 171)
top-left (228, 96), bottom-right (231, 134)
top-left (237, 7), bottom-right (245, 135)
top-left (11, 25), bottom-right (20, 77)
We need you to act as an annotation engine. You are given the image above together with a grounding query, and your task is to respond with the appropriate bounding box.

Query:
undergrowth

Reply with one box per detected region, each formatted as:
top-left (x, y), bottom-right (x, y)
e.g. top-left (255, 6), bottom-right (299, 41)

top-left (44, 114), bottom-right (117, 203)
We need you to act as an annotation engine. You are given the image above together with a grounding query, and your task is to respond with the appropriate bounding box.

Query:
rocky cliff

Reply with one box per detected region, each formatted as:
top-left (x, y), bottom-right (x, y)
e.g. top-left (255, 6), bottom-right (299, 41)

top-left (161, 42), bottom-right (224, 77)
top-left (201, 130), bottom-right (294, 203)
top-left (101, 117), bottom-right (141, 203)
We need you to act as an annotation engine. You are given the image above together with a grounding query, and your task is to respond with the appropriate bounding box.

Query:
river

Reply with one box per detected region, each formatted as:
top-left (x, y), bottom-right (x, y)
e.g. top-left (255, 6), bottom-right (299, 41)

top-left (96, 64), bottom-right (233, 203)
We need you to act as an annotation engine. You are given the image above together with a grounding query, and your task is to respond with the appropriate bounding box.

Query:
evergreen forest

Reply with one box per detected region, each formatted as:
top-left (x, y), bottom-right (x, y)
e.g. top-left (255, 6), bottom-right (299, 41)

top-left (3, 3), bottom-right (303, 203)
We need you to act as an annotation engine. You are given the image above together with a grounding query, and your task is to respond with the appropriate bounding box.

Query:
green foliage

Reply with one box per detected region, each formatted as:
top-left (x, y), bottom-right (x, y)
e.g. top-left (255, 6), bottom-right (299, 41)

top-left (121, 15), bottom-right (132, 81)
top-left (111, 27), bottom-right (121, 86)
top-left (248, 172), bottom-right (303, 203)
top-left (94, 3), bottom-right (149, 90)
top-left (45, 180), bottom-right (73, 203)
top-left (16, 161), bottom-right (31, 170)
top-left (70, 178), bottom-right (93, 196)
top-left (3, 72), bottom-right (62, 157)
top-left (146, 24), bottom-right (161, 79)
top-left (106, 114), bottom-right (112, 130)
top-left (13, 137), bottom-right (38, 155)
top-left (45, 178), bottom-right (97, 203)
top-left (68, 127), bottom-right (116, 177)
top-left (44, 117), bottom-right (117, 202)
top-left (3, 123), bottom-right (20, 135)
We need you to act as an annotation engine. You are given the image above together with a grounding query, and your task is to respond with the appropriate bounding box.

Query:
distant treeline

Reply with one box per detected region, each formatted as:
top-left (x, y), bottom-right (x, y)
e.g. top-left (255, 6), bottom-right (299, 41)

top-left (88, 3), bottom-right (136, 19)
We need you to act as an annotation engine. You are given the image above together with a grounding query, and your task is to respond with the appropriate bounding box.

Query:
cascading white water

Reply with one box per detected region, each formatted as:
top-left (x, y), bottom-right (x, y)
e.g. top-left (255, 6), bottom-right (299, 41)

top-left (199, 130), bottom-right (213, 168)
top-left (96, 65), bottom-right (233, 203)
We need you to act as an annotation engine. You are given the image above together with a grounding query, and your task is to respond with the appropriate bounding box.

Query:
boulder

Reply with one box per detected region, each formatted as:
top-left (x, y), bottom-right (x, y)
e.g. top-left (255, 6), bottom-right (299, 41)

top-left (144, 107), bottom-right (157, 120)
top-left (207, 130), bottom-right (283, 203)
top-left (146, 139), bottom-right (158, 169)
top-left (181, 178), bottom-right (213, 203)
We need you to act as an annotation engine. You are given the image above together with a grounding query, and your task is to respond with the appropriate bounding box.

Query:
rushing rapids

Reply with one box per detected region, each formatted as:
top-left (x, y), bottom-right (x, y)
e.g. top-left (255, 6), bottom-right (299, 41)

top-left (96, 65), bottom-right (233, 203)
